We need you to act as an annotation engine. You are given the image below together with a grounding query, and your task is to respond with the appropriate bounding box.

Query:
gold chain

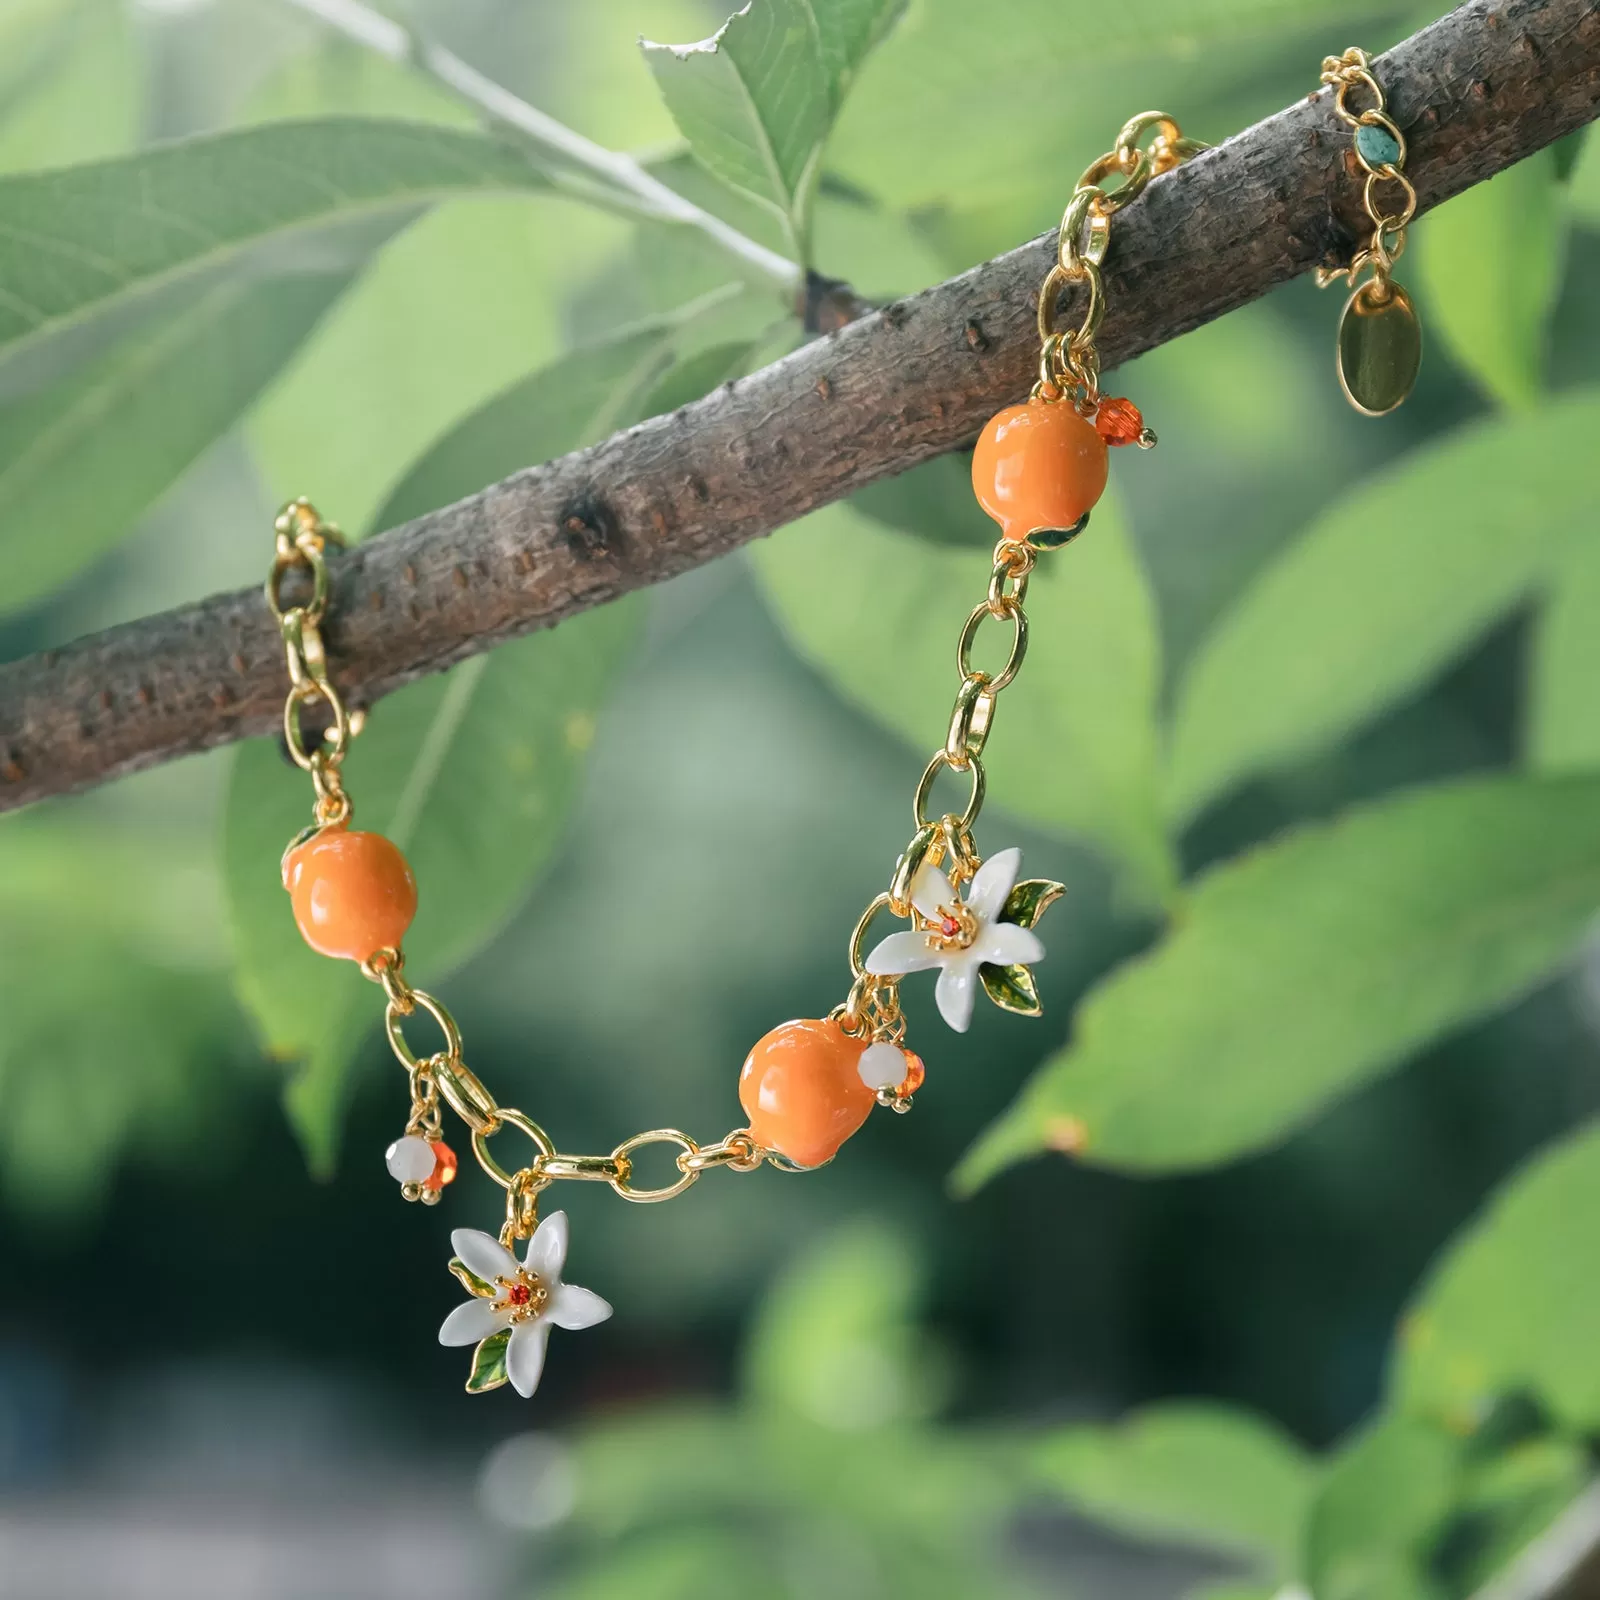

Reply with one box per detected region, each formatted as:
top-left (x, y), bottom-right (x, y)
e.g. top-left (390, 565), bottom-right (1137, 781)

top-left (263, 111), bottom-right (1197, 1235)
top-left (1034, 111), bottom-right (1207, 407)
top-left (267, 501), bottom-right (771, 1243)
top-left (1314, 47), bottom-right (1418, 298)
top-left (823, 108), bottom-right (1205, 1110)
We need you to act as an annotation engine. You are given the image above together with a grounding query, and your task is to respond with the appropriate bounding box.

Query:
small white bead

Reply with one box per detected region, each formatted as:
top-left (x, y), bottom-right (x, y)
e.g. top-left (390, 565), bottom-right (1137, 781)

top-left (386, 1135), bottom-right (436, 1184)
top-left (857, 1041), bottom-right (906, 1091)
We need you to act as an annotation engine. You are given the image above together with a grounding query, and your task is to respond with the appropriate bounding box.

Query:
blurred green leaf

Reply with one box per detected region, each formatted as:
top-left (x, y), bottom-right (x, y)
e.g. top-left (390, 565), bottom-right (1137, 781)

top-left (0, 119), bottom-right (555, 376)
top-left (1393, 1121), bottom-right (1600, 1432)
top-left (240, 33), bottom-right (471, 130)
top-left (637, 338), bottom-right (757, 415)
top-left (0, 817), bottom-right (234, 1213)
top-left (1527, 530), bottom-right (1600, 773)
top-left (569, 1221), bottom-right (1024, 1590)
top-left (1414, 150), bottom-right (1566, 409)
top-left (250, 195), bottom-right (619, 536)
top-left (850, 451), bottom-right (991, 548)
top-left (1441, 1436), bottom-right (1589, 1596)
top-left (548, 1525), bottom-right (757, 1600)
top-left (574, 1404), bottom-right (786, 1533)
top-left (1566, 126), bottom-right (1600, 226)
top-left (0, 0), bottom-right (138, 174)
top-left (226, 328), bottom-right (689, 1171)
top-left (242, 45), bottom-right (628, 536)
top-left (1034, 1401), bottom-right (1315, 1574)
top-left (641, 0), bottom-right (907, 260)
top-left (0, 234), bottom-right (386, 618)
top-left (828, 0), bottom-right (1397, 213)
top-left (751, 494), bottom-right (1177, 902)
top-left (372, 293), bottom-right (735, 529)
top-left (743, 1218), bottom-right (944, 1426)
top-left (957, 774), bottom-right (1600, 1187)
top-left (1165, 393), bottom-right (1600, 825)
top-left (1305, 1414), bottom-right (1460, 1600)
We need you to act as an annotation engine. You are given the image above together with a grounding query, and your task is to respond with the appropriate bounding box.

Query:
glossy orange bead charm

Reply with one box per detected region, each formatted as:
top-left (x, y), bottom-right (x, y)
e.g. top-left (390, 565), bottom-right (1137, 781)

top-left (283, 826), bottom-right (418, 962)
top-left (972, 397), bottom-right (1108, 541)
top-left (739, 1018), bottom-right (876, 1169)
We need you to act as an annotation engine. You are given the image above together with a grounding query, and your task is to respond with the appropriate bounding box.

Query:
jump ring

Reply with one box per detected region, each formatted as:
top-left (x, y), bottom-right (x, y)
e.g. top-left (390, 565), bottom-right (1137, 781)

top-left (609, 1130), bottom-right (699, 1203)
top-left (913, 749), bottom-right (985, 832)
top-left (473, 1108), bottom-right (556, 1190)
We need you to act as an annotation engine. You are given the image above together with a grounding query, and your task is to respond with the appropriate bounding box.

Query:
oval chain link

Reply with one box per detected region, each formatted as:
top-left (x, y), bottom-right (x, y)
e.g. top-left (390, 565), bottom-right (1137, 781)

top-left (268, 498), bottom-right (355, 821)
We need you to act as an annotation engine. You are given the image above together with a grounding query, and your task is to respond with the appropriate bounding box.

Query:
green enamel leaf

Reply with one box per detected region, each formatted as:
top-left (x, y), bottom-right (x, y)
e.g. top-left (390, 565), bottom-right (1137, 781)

top-left (449, 1257), bottom-right (497, 1299)
top-left (1165, 392), bottom-right (1600, 824)
top-left (1392, 1122), bottom-right (1600, 1432)
top-left (466, 1327), bottom-right (512, 1393)
top-left (1001, 878), bottom-right (1065, 930)
top-left (979, 962), bottom-right (1041, 1018)
top-left (956, 773), bottom-right (1600, 1190)
top-left (1034, 1401), bottom-right (1316, 1575)
top-left (1414, 148), bottom-right (1567, 410)
top-left (642, 0), bottom-right (907, 261)
top-left (752, 494), bottom-right (1176, 904)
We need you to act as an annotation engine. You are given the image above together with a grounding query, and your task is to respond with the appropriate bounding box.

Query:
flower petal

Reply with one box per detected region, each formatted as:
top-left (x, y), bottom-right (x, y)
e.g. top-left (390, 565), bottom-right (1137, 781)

top-left (451, 1228), bottom-right (518, 1286)
top-left (439, 1297), bottom-right (510, 1347)
top-left (935, 962), bottom-right (979, 1033)
top-left (910, 862), bottom-right (955, 919)
top-left (974, 921), bottom-right (1045, 968)
top-left (524, 1210), bottom-right (569, 1281)
top-left (548, 1282), bottom-right (613, 1330)
top-left (507, 1317), bottom-right (551, 1398)
top-left (864, 929), bottom-right (942, 976)
top-left (966, 847), bottom-right (1022, 924)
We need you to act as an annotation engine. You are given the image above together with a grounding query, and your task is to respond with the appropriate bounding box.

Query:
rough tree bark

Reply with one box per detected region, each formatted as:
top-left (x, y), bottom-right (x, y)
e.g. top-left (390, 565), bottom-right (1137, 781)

top-left (0, 0), bottom-right (1595, 812)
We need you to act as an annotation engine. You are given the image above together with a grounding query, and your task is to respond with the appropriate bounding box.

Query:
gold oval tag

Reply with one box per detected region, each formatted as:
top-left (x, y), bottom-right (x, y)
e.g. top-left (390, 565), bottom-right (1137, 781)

top-left (1337, 281), bottom-right (1422, 417)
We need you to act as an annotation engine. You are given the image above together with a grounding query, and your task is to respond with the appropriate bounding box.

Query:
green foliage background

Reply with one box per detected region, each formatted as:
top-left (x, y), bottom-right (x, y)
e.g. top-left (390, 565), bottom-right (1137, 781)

top-left (0, 1), bottom-right (1597, 1596)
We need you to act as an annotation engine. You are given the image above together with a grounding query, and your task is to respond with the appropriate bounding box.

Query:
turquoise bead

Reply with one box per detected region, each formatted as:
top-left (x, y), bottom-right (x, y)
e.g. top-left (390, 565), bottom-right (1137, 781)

top-left (1355, 122), bottom-right (1402, 169)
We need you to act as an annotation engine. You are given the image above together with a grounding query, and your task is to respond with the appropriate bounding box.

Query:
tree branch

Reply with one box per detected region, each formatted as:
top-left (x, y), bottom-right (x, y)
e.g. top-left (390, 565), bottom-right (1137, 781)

top-left (0, 0), bottom-right (1595, 812)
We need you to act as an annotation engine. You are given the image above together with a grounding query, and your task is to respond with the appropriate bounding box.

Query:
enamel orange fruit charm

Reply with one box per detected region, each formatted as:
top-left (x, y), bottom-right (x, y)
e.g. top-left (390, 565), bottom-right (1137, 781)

top-left (972, 397), bottom-right (1108, 542)
top-left (739, 1017), bottom-right (876, 1169)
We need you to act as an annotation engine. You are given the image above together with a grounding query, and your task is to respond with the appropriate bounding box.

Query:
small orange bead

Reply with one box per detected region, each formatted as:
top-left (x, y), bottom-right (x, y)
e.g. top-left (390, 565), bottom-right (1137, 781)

top-left (739, 1018), bottom-right (876, 1169)
top-left (283, 827), bottom-right (418, 962)
top-left (897, 1051), bottom-right (926, 1099)
top-left (1093, 396), bottom-right (1145, 446)
top-left (972, 398), bottom-right (1108, 540)
top-left (424, 1140), bottom-right (458, 1191)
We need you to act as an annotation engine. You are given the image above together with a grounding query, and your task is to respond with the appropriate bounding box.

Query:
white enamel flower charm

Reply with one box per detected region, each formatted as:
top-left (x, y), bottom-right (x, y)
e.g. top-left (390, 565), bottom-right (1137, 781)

top-left (863, 847), bottom-right (1056, 1033)
top-left (439, 1212), bottom-right (611, 1397)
